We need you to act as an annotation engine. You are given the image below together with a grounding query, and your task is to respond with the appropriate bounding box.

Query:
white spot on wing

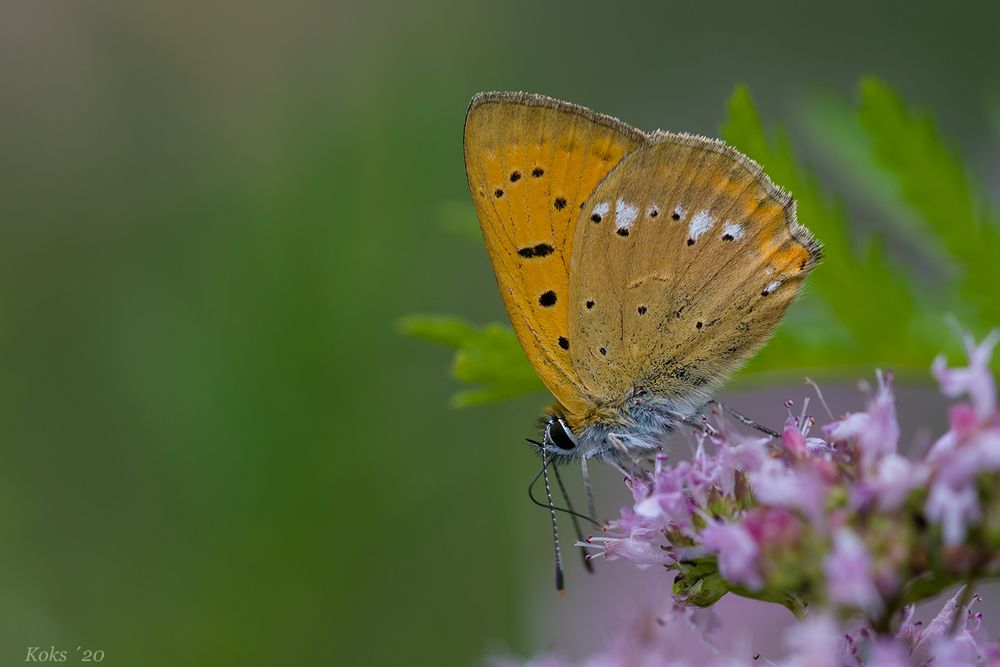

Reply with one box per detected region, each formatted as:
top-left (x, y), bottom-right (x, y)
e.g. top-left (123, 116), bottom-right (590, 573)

top-left (615, 198), bottom-right (638, 231)
top-left (688, 210), bottom-right (715, 241)
top-left (673, 205), bottom-right (686, 220)
top-left (722, 222), bottom-right (744, 240)
top-left (763, 280), bottom-right (782, 295)
top-left (593, 201), bottom-right (610, 217)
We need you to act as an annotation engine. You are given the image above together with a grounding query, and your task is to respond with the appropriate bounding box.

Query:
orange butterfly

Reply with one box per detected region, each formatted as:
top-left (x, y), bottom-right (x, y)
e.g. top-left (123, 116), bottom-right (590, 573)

top-left (464, 92), bottom-right (820, 586)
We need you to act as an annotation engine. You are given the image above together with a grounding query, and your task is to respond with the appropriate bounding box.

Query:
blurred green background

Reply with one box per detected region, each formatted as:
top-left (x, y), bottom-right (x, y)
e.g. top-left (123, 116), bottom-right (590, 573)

top-left (1, 1), bottom-right (998, 665)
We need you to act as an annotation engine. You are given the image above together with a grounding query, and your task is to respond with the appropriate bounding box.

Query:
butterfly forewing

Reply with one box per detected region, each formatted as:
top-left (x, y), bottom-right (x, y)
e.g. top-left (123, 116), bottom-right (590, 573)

top-left (464, 93), bottom-right (649, 417)
top-left (569, 133), bottom-right (820, 408)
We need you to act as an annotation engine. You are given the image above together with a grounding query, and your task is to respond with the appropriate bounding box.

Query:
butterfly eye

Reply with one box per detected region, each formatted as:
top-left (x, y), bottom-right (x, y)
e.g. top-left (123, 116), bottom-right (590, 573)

top-left (545, 418), bottom-right (577, 451)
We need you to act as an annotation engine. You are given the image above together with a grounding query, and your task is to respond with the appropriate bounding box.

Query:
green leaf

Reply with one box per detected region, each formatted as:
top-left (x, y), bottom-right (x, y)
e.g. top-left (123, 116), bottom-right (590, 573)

top-left (856, 77), bottom-right (1000, 325)
top-left (797, 92), bottom-right (936, 259)
top-left (398, 314), bottom-right (480, 347)
top-left (721, 84), bottom-right (929, 369)
top-left (397, 315), bottom-right (545, 407)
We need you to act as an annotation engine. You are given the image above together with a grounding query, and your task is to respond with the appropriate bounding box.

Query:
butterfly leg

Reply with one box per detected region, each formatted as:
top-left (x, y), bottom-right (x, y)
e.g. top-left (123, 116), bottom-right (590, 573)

top-left (665, 410), bottom-right (720, 438)
top-left (606, 434), bottom-right (656, 478)
top-left (708, 400), bottom-right (780, 439)
top-left (580, 456), bottom-right (597, 528)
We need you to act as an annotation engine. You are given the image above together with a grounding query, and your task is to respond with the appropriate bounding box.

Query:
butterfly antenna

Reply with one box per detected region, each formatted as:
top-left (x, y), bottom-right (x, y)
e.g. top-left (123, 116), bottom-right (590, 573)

top-left (525, 440), bottom-right (601, 527)
top-left (526, 469), bottom-right (602, 525)
top-left (540, 453), bottom-right (565, 592)
top-left (550, 461), bottom-right (594, 574)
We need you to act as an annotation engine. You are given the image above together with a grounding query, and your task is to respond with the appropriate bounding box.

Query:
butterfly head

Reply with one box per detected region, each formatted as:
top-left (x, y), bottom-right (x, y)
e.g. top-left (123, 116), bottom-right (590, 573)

top-left (542, 415), bottom-right (579, 455)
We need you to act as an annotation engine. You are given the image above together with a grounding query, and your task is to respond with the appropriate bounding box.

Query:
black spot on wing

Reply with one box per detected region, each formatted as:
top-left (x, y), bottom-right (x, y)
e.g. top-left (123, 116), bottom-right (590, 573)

top-left (533, 243), bottom-right (554, 256)
top-left (558, 336), bottom-right (569, 350)
top-left (539, 290), bottom-right (557, 307)
top-left (517, 243), bottom-right (555, 258)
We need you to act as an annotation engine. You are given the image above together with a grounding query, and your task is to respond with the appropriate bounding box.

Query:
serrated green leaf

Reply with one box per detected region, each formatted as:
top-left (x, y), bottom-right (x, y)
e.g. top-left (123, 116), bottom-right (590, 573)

top-left (797, 93), bottom-right (936, 259)
top-left (397, 314), bottom-right (480, 347)
top-left (398, 315), bottom-right (545, 406)
top-left (721, 84), bottom-right (926, 367)
top-left (857, 77), bottom-right (1000, 325)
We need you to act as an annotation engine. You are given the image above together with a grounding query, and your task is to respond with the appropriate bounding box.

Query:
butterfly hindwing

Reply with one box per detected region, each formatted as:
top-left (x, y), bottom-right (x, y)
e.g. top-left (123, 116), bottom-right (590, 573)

top-left (464, 93), bottom-right (649, 417)
top-left (568, 133), bottom-right (820, 409)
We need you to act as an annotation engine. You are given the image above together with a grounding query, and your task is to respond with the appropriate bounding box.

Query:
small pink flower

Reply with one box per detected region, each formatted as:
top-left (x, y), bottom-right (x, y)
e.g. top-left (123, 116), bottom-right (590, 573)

top-left (700, 520), bottom-right (761, 590)
top-left (634, 458), bottom-right (701, 532)
top-left (925, 481), bottom-right (981, 545)
top-left (604, 506), bottom-right (646, 535)
top-left (634, 481), bottom-right (687, 524)
top-left (865, 641), bottom-right (910, 667)
top-left (894, 604), bottom-right (922, 648)
top-left (824, 370), bottom-right (899, 470)
top-left (873, 453), bottom-right (928, 511)
top-left (928, 635), bottom-right (983, 667)
top-left (585, 528), bottom-right (673, 568)
top-left (824, 528), bottom-right (880, 613)
top-left (951, 403), bottom-right (983, 437)
top-left (933, 331), bottom-right (1000, 422)
top-left (782, 421), bottom-right (809, 460)
top-left (658, 600), bottom-right (722, 649)
top-left (911, 587), bottom-right (981, 665)
top-left (742, 507), bottom-right (800, 546)
top-left (933, 429), bottom-right (1000, 488)
top-left (782, 614), bottom-right (843, 667)
top-left (714, 429), bottom-right (770, 496)
top-left (748, 461), bottom-right (828, 522)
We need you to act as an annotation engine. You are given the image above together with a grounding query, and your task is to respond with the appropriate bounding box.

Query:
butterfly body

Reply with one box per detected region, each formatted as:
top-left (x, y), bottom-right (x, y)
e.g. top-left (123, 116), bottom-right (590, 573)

top-left (464, 92), bottom-right (820, 464)
top-left (547, 390), bottom-right (688, 463)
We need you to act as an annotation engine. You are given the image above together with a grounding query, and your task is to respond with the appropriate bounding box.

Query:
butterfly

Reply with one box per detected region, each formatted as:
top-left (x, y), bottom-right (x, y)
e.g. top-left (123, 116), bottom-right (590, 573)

top-left (465, 91), bottom-right (820, 454)
top-left (463, 93), bottom-right (820, 584)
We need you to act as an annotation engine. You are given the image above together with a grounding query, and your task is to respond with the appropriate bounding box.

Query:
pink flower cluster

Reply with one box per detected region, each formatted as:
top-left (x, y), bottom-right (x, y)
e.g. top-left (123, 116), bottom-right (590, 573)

top-left (583, 332), bottom-right (1000, 619)
top-left (497, 589), bottom-right (1000, 666)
